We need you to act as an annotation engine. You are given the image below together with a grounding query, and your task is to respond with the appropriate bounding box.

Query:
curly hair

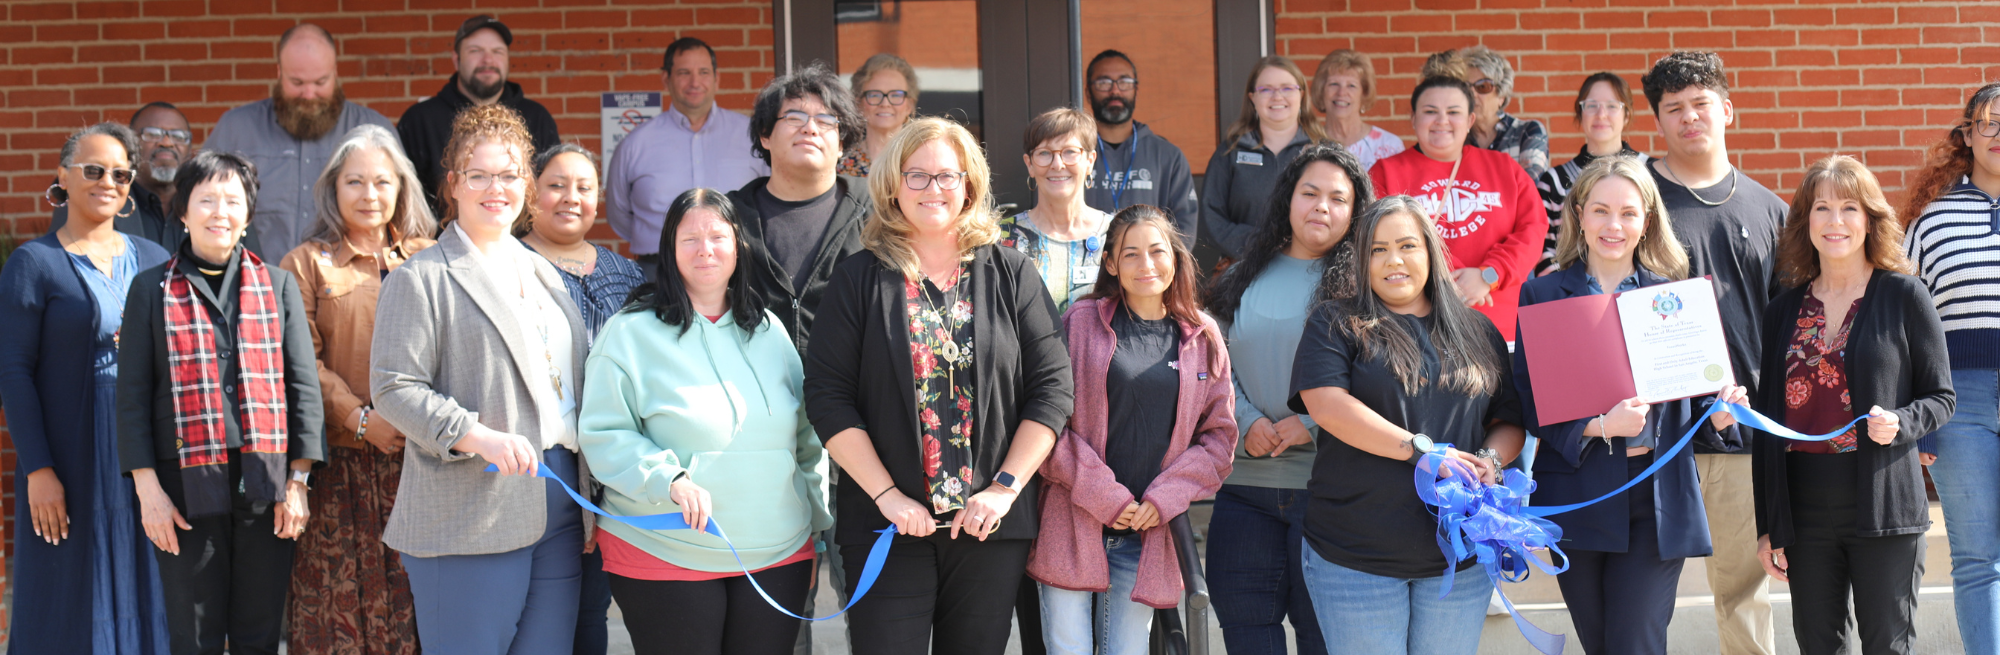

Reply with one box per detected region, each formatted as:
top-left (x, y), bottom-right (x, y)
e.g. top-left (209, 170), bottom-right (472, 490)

top-left (749, 61), bottom-right (864, 164)
top-left (437, 103), bottom-right (537, 225)
top-left (1901, 83), bottom-right (2000, 226)
top-left (1642, 51), bottom-right (1729, 116)
top-left (1776, 155), bottom-right (1913, 287)
top-left (861, 117), bottom-right (1001, 280)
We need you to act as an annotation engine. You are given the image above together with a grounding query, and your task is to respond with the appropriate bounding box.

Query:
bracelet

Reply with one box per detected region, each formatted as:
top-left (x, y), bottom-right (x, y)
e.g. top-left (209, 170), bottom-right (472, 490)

top-left (355, 407), bottom-right (371, 443)
top-left (871, 486), bottom-right (896, 502)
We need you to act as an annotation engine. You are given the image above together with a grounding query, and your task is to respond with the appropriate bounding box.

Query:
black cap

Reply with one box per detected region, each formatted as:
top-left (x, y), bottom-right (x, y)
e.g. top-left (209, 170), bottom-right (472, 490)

top-left (454, 15), bottom-right (513, 51)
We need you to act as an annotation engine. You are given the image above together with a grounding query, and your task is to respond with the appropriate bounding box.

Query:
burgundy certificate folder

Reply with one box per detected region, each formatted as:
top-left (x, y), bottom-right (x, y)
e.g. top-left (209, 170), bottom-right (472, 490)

top-left (1517, 292), bottom-right (1635, 425)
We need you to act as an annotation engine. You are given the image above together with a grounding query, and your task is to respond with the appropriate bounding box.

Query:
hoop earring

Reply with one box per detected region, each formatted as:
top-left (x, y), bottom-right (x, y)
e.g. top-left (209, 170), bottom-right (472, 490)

top-left (1027, 177), bottom-right (1037, 194)
top-left (45, 183), bottom-right (67, 207)
top-left (116, 197), bottom-right (135, 218)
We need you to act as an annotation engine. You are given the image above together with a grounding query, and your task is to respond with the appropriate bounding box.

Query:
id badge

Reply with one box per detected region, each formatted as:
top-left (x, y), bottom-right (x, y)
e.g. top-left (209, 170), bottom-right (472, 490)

top-left (1236, 151), bottom-right (1264, 166)
top-left (1072, 261), bottom-right (1100, 285)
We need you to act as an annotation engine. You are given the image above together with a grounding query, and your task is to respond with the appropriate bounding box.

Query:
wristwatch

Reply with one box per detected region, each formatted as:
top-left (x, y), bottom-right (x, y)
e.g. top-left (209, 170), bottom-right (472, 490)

top-left (994, 471), bottom-right (1027, 492)
top-left (1480, 266), bottom-right (1500, 287)
top-left (1403, 433), bottom-right (1437, 465)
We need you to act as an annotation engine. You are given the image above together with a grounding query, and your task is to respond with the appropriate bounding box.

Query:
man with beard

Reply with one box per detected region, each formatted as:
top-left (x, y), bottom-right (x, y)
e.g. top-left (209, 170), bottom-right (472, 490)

top-left (47, 102), bottom-right (207, 252)
top-left (1082, 49), bottom-right (1199, 247)
top-left (397, 14), bottom-right (561, 217)
top-left (202, 23), bottom-right (393, 257)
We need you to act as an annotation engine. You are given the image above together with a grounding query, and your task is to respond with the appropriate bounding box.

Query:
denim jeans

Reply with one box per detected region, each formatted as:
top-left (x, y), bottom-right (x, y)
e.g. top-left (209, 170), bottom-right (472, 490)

top-left (1039, 535), bottom-right (1153, 655)
top-left (1300, 540), bottom-right (1491, 655)
top-left (1929, 368), bottom-right (2000, 653)
top-left (1204, 485), bottom-right (1329, 655)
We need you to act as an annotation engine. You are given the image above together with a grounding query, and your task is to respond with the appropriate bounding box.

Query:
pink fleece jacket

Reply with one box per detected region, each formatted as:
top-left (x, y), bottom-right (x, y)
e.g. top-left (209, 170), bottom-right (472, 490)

top-left (1027, 297), bottom-right (1238, 608)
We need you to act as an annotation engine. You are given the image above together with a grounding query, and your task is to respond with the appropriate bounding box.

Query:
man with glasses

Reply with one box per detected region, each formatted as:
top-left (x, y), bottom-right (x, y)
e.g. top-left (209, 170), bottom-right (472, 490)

top-left (606, 37), bottom-right (767, 278)
top-left (398, 14), bottom-right (561, 218)
top-left (47, 102), bottom-right (215, 252)
top-left (1083, 49), bottom-right (1199, 247)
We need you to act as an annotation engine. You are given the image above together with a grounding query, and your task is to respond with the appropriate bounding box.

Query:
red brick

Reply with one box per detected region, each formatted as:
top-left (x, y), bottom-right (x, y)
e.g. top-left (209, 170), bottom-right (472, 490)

top-left (1923, 26), bottom-right (1983, 46)
top-left (146, 42), bottom-right (208, 61)
top-left (1898, 6), bottom-right (1958, 24)
top-left (1711, 9), bottom-right (1769, 28)
top-left (1415, 35), bottom-right (1479, 53)
top-left (1582, 10), bottom-right (1643, 29)
top-left (1772, 7), bottom-right (1833, 26)
top-left (1734, 29), bottom-right (1795, 48)
top-left (13, 3), bottom-right (76, 21)
top-left (1454, 12), bottom-right (1515, 31)
top-left (1837, 48), bottom-right (1898, 67)
top-left (1647, 10), bottom-right (1706, 29)
top-left (76, 87), bottom-right (138, 108)
top-left (1670, 30), bottom-right (1732, 50)
top-left (79, 44), bottom-right (143, 63)
top-left (36, 23), bottom-right (99, 42)
top-left (1389, 14), bottom-right (1451, 33)
top-left (1841, 130), bottom-right (1901, 148)
top-left (142, 0), bottom-right (206, 17)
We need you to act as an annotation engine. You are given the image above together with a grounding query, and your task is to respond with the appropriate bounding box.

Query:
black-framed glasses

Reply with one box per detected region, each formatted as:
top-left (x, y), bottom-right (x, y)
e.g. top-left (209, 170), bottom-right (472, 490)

top-left (459, 169), bottom-right (525, 191)
top-left (862, 90), bottom-right (910, 106)
top-left (779, 110), bottom-right (840, 131)
top-left (1966, 119), bottom-right (2000, 139)
top-left (902, 171), bottom-right (968, 191)
top-left (1030, 146), bottom-right (1088, 167)
top-left (1471, 79), bottom-right (1501, 95)
top-left (1091, 77), bottom-right (1138, 93)
top-left (64, 163), bottom-right (134, 185)
top-left (139, 127), bottom-right (192, 144)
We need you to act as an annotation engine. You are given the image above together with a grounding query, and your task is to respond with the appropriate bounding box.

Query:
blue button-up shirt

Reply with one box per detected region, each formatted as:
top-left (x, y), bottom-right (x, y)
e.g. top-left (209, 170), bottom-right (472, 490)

top-left (604, 104), bottom-right (768, 255)
top-left (201, 99), bottom-right (395, 258)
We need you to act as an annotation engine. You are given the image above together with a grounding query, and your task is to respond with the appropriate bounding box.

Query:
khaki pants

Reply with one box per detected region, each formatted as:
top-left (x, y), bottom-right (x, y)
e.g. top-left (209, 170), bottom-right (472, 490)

top-left (1698, 453), bottom-right (1776, 655)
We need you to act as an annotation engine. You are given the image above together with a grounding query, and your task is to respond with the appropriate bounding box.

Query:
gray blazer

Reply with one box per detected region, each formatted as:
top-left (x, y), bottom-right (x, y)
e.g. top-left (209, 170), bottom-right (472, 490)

top-left (370, 227), bottom-right (589, 557)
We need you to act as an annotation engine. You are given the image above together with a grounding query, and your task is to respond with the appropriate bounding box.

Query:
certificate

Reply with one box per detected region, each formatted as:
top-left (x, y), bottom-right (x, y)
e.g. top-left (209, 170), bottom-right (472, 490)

top-left (1517, 276), bottom-right (1735, 425)
top-left (1613, 277), bottom-right (1735, 402)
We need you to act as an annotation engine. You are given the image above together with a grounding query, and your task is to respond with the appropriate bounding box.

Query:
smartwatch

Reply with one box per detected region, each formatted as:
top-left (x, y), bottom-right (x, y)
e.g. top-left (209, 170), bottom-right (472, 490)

top-left (994, 471), bottom-right (1026, 492)
top-left (1403, 433), bottom-right (1437, 465)
top-left (1480, 266), bottom-right (1500, 287)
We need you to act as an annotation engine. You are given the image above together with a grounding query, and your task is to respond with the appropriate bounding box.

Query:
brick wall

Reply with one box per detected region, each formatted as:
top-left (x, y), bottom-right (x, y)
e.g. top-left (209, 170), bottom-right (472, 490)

top-left (1275, 0), bottom-right (2000, 198)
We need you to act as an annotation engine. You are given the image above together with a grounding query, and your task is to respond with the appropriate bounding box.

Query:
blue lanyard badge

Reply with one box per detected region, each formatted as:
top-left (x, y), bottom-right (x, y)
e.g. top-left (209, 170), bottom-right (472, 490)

top-left (1099, 137), bottom-right (1135, 209)
top-left (1072, 235), bottom-right (1103, 285)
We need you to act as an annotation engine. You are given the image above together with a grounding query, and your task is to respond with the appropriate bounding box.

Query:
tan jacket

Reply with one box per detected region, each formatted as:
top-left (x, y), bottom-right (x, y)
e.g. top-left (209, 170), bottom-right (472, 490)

top-left (280, 236), bottom-right (435, 449)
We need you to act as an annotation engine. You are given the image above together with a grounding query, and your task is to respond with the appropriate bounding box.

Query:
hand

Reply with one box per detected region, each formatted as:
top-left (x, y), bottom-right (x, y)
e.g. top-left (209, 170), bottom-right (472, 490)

top-left (456, 424), bottom-right (541, 476)
top-left (1454, 448), bottom-right (1500, 485)
top-left (1709, 384), bottom-right (1749, 430)
top-left (1921, 452), bottom-right (1939, 466)
top-left (1865, 406), bottom-right (1900, 446)
top-left (133, 469), bottom-right (191, 555)
top-left (1452, 268), bottom-right (1494, 307)
top-left (1602, 396), bottom-right (1651, 438)
top-left (670, 476), bottom-right (713, 534)
top-left (1431, 447), bottom-right (1486, 484)
top-left (1110, 502), bottom-right (1140, 530)
top-left (27, 468), bottom-right (68, 546)
top-left (1243, 418), bottom-right (1279, 458)
top-left (1128, 500), bottom-right (1163, 531)
top-left (274, 479), bottom-right (310, 539)
top-left (583, 532), bottom-right (598, 554)
top-left (1757, 534), bottom-right (1789, 582)
top-left (1270, 416), bottom-right (1315, 456)
top-left (951, 485), bottom-right (1020, 541)
top-left (365, 413), bottom-right (406, 455)
top-left (875, 489), bottom-right (935, 538)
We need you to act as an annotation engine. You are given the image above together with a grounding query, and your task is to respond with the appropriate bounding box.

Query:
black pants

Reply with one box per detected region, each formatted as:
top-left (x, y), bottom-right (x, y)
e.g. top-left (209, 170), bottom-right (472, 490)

top-left (1785, 451), bottom-right (1925, 655)
top-left (841, 533), bottom-right (1032, 655)
top-left (607, 559), bottom-right (812, 655)
top-left (1555, 453), bottom-right (1686, 655)
top-left (576, 549), bottom-right (613, 654)
top-left (153, 461), bottom-right (295, 655)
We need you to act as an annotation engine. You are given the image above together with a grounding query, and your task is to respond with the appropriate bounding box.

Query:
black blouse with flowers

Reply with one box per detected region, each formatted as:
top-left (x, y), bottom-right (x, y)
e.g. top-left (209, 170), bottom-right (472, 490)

top-left (1783, 290), bottom-right (1862, 454)
top-left (907, 265), bottom-right (977, 514)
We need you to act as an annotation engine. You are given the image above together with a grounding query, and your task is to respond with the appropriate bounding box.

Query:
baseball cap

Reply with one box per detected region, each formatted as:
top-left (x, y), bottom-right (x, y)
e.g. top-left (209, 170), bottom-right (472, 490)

top-left (454, 15), bottom-right (513, 51)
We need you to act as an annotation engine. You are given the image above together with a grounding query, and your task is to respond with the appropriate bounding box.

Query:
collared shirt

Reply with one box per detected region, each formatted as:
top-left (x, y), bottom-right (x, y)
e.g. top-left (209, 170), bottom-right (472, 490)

top-left (605, 104), bottom-right (768, 254)
top-left (278, 235), bottom-right (435, 447)
top-left (202, 99), bottom-right (395, 258)
top-left (452, 223), bottom-right (578, 452)
top-left (1480, 112), bottom-right (1551, 182)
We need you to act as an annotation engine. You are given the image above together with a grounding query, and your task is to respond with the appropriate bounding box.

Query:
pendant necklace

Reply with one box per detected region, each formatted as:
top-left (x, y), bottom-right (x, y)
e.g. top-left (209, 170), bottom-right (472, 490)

top-left (920, 266), bottom-right (964, 392)
top-left (517, 259), bottom-right (564, 400)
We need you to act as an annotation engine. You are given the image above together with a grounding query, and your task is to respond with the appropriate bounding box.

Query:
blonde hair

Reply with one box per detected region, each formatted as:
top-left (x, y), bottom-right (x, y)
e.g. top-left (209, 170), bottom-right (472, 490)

top-left (863, 117), bottom-right (1002, 279)
top-left (1312, 49), bottom-right (1377, 115)
top-left (1553, 156), bottom-right (1690, 280)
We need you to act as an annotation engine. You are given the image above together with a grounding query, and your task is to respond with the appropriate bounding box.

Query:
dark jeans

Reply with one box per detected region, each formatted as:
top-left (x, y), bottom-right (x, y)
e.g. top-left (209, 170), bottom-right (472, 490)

top-left (1786, 451), bottom-right (1925, 655)
top-left (608, 560), bottom-right (812, 655)
top-left (154, 460), bottom-right (295, 655)
top-left (1204, 485), bottom-right (1329, 655)
top-left (1555, 454), bottom-right (1686, 655)
top-left (840, 533), bottom-right (1031, 655)
top-left (575, 549), bottom-right (612, 654)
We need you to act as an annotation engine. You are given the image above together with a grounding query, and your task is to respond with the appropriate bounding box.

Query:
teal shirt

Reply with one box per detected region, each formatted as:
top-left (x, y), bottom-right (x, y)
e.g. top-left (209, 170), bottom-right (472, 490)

top-left (578, 308), bottom-right (833, 572)
top-left (1224, 255), bottom-right (1322, 488)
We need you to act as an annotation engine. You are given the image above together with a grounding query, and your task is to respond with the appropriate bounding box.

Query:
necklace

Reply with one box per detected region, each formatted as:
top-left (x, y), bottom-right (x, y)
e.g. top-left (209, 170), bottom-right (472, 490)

top-left (1662, 159), bottom-right (1739, 206)
top-left (61, 231), bottom-right (123, 274)
top-left (918, 266), bottom-right (965, 393)
top-left (515, 257), bottom-right (564, 401)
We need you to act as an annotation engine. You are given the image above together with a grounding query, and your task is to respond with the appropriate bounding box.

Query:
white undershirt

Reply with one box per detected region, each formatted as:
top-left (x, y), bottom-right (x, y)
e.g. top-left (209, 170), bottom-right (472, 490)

top-left (455, 223), bottom-right (579, 451)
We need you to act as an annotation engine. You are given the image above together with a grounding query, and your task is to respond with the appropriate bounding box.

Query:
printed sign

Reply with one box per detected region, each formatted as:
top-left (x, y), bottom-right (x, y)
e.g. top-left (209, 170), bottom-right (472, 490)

top-left (601, 92), bottom-right (662, 163)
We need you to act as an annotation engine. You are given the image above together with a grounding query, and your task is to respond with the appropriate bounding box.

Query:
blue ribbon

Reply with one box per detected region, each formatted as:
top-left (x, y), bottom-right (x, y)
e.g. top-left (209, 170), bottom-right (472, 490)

top-left (1417, 401), bottom-right (1872, 654)
top-left (490, 462), bottom-right (894, 622)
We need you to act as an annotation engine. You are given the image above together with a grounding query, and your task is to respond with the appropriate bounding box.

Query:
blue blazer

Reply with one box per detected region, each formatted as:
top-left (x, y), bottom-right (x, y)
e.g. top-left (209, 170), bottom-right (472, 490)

top-left (1513, 264), bottom-right (1730, 559)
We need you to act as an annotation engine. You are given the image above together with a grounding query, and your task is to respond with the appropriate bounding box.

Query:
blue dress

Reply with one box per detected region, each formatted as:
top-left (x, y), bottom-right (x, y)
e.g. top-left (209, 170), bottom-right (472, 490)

top-left (0, 234), bottom-right (170, 653)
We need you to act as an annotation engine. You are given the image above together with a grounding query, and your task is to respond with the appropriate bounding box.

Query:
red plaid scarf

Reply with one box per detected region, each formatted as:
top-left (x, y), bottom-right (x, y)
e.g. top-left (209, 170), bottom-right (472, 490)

top-left (163, 248), bottom-right (289, 518)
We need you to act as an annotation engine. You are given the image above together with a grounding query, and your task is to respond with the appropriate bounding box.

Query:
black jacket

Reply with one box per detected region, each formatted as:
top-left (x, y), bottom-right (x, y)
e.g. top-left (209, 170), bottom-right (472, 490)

top-left (1201, 130), bottom-right (1315, 260)
top-left (728, 176), bottom-right (871, 354)
top-left (1751, 270), bottom-right (1954, 548)
top-left (804, 245), bottom-right (1074, 545)
top-left (397, 75), bottom-right (562, 218)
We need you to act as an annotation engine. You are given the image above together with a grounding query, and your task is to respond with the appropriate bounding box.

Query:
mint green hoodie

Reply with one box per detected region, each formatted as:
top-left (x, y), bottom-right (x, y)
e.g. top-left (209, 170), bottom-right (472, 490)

top-left (579, 308), bottom-right (832, 572)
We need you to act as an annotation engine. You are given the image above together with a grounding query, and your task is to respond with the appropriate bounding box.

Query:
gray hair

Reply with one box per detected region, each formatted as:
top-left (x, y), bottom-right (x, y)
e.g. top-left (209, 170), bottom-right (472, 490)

top-left (1460, 45), bottom-right (1515, 101)
top-left (60, 122), bottom-right (139, 168)
top-left (305, 123), bottom-right (437, 247)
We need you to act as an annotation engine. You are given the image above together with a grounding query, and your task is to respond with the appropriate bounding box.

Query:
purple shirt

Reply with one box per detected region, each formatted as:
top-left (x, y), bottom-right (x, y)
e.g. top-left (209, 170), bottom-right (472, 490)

top-left (605, 104), bottom-right (768, 255)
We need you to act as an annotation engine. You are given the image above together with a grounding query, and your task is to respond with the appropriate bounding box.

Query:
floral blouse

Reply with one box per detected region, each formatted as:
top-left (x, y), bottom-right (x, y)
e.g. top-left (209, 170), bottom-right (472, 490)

top-left (907, 267), bottom-right (977, 514)
top-left (839, 149), bottom-right (872, 178)
top-left (1783, 291), bottom-right (1862, 454)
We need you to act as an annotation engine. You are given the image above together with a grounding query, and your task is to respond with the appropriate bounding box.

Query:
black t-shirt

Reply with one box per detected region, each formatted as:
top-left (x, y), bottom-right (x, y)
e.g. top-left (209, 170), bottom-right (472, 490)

top-left (757, 185), bottom-right (841, 290)
top-left (1286, 303), bottom-right (1522, 579)
top-left (1104, 307), bottom-right (1181, 515)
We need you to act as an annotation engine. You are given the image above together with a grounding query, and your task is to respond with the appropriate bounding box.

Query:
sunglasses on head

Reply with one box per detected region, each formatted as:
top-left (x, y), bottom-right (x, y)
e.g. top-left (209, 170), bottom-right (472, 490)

top-left (65, 163), bottom-right (135, 185)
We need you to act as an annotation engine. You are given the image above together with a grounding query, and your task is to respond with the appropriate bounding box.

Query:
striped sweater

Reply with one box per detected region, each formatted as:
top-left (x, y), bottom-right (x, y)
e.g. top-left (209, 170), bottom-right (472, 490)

top-left (1533, 143), bottom-right (1647, 276)
top-left (1905, 178), bottom-right (2000, 369)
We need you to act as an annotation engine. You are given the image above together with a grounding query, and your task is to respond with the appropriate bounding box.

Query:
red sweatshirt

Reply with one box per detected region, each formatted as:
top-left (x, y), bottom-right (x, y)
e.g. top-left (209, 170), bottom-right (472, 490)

top-left (1368, 147), bottom-right (1547, 337)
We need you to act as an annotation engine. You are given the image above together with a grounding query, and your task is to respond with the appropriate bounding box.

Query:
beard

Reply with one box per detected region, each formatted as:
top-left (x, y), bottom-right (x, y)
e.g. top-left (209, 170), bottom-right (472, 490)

top-left (461, 68), bottom-right (505, 102)
top-left (1092, 94), bottom-right (1134, 125)
top-left (272, 83), bottom-right (346, 141)
top-left (145, 163), bottom-right (178, 186)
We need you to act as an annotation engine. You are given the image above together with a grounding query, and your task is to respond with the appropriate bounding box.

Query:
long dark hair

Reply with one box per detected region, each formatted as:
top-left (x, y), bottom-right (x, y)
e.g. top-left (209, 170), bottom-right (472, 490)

top-left (1081, 205), bottom-right (1223, 367)
top-left (1903, 82), bottom-right (2000, 226)
top-left (1206, 142), bottom-right (1374, 320)
top-left (1334, 195), bottom-right (1501, 397)
top-left (622, 188), bottom-right (765, 337)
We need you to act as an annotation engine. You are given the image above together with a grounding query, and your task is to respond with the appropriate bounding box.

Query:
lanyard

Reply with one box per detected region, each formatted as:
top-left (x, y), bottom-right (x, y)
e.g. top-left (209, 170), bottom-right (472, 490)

top-left (1099, 136), bottom-right (1136, 209)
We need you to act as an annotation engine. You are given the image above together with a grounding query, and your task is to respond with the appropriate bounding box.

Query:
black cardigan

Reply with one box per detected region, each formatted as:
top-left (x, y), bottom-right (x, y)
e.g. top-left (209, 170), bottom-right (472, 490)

top-left (1751, 270), bottom-right (1954, 548)
top-left (804, 244), bottom-right (1074, 545)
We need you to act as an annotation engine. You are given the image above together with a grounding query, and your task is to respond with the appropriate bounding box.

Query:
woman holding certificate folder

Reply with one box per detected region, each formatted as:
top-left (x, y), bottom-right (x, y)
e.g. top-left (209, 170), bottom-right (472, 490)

top-left (1751, 155), bottom-right (1954, 655)
top-left (1511, 156), bottom-right (1747, 655)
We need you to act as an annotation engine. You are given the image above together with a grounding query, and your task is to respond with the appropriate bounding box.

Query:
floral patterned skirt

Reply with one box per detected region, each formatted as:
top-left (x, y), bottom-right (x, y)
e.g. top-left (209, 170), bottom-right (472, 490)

top-left (286, 446), bottom-right (418, 655)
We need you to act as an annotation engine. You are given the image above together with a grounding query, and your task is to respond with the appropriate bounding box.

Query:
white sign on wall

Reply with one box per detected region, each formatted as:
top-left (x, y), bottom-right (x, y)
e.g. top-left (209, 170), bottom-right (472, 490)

top-left (601, 92), bottom-right (662, 163)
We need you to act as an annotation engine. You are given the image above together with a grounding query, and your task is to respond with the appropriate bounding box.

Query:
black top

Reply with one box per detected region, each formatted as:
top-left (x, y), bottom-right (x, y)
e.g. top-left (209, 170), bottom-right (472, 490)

top-left (1287, 303), bottom-right (1521, 579)
top-left (397, 75), bottom-right (562, 218)
top-left (757, 184), bottom-right (841, 291)
top-left (1104, 307), bottom-right (1181, 507)
top-left (1649, 164), bottom-right (1787, 454)
top-left (1751, 270), bottom-right (1955, 548)
top-left (803, 245), bottom-right (1074, 545)
top-left (729, 176), bottom-right (871, 354)
top-left (1201, 130), bottom-right (1315, 259)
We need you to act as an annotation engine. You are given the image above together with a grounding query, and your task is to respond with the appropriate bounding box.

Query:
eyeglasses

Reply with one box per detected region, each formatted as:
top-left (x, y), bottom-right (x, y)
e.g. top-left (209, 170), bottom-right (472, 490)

top-left (1030, 146), bottom-right (1088, 167)
top-left (139, 127), bottom-right (191, 144)
top-left (779, 110), bottom-right (841, 131)
top-left (1580, 100), bottom-right (1626, 114)
top-left (902, 170), bottom-right (968, 191)
top-left (862, 90), bottom-right (910, 106)
top-left (1091, 77), bottom-right (1138, 93)
top-left (1253, 85), bottom-right (1303, 98)
top-left (459, 169), bottom-right (525, 191)
top-left (1965, 119), bottom-right (2000, 139)
top-left (64, 163), bottom-right (135, 185)
top-left (1471, 79), bottom-right (1501, 95)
